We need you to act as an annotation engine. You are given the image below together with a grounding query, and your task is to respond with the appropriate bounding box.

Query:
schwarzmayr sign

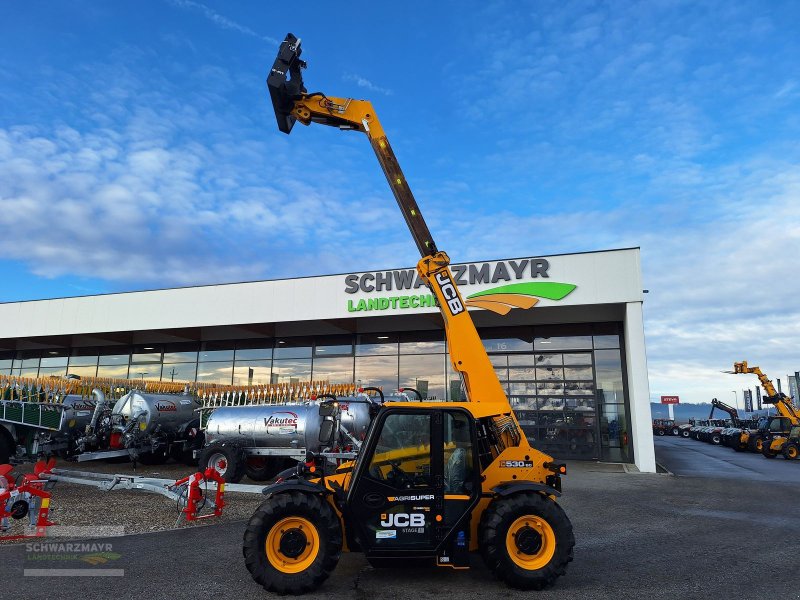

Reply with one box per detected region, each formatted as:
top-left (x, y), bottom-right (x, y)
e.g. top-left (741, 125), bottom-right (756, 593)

top-left (344, 258), bottom-right (577, 315)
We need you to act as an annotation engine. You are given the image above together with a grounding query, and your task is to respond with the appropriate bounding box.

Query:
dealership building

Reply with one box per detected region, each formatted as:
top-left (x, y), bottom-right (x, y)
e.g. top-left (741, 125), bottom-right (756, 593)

top-left (0, 247), bottom-right (655, 472)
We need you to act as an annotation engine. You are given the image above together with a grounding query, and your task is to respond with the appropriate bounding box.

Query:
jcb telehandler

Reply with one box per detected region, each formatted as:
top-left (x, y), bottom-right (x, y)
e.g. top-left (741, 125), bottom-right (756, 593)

top-left (728, 362), bottom-right (800, 457)
top-left (240, 34), bottom-right (575, 594)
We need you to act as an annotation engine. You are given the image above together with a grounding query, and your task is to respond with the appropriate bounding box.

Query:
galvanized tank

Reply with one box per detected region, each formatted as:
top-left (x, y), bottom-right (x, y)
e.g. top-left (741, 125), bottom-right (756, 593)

top-left (111, 391), bottom-right (199, 434)
top-left (205, 398), bottom-right (375, 450)
top-left (59, 395), bottom-right (97, 432)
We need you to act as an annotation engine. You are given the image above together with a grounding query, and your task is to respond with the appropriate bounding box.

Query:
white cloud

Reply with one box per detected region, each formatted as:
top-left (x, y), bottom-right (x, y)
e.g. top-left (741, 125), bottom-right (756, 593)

top-left (343, 73), bottom-right (393, 96)
top-left (165, 0), bottom-right (278, 44)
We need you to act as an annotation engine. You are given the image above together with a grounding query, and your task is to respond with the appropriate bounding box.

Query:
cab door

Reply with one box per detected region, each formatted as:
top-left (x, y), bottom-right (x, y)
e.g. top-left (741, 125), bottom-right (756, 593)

top-left (346, 407), bottom-right (480, 559)
top-left (347, 408), bottom-right (440, 554)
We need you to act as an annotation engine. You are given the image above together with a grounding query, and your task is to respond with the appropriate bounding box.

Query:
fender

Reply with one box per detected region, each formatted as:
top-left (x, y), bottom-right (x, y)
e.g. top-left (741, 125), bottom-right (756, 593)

top-left (262, 477), bottom-right (329, 497)
top-left (491, 481), bottom-right (561, 497)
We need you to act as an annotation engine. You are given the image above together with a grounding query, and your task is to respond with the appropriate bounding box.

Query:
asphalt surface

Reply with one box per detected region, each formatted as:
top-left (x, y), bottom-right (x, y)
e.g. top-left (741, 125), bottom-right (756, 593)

top-left (2, 459), bottom-right (798, 599)
top-left (654, 435), bottom-right (800, 482)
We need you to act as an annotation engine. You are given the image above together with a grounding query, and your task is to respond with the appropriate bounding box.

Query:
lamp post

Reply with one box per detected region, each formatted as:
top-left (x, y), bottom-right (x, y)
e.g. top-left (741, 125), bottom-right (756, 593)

top-left (731, 390), bottom-right (739, 412)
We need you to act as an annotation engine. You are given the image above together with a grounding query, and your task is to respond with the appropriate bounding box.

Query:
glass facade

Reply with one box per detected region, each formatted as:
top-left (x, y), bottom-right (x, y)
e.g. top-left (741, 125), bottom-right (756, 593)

top-left (0, 322), bottom-right (631, 461)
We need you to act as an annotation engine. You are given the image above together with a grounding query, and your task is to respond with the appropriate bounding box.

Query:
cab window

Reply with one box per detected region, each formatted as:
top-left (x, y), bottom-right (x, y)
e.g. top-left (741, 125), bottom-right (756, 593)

top-left (367, 413), bottom-right (431, 489)
top-left (443, 411), bottom-right (474, 495)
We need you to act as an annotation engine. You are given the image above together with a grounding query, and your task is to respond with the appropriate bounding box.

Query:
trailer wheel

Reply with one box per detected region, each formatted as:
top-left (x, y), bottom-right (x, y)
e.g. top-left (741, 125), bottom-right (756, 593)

top-left (783, 444), bottom-right (799, 460)
top-left (480, 492), bottom-right (574, 590)
top-left (243, 491), bottom-right (342, 594)
top-left (199, 445), bottom-right (244, 483)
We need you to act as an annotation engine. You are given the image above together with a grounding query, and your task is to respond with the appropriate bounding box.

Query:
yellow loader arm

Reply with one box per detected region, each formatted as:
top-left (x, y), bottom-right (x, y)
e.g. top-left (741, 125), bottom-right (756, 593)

top-left (268, 34), bottom-right (507, 407)
top-left (732, 361), bottom-right (800, 424)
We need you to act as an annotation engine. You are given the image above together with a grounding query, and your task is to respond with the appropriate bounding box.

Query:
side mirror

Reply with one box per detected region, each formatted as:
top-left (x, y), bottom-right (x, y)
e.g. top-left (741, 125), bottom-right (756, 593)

top-left (319, 420), bottom-right (335, 444)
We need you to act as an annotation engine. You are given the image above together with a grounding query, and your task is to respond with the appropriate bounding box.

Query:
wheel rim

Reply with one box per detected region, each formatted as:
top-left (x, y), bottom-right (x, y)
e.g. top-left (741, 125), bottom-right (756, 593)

top-left (788, 446), bottom-right (798, 459)
top-left (266, 517), bottom-right (320, 573)
top-left (506, 515), bottom-right (556, 571)
top-left (755, 439), bottom-right (763, 452)
top-left (209, 452), bottom-right (228, 476)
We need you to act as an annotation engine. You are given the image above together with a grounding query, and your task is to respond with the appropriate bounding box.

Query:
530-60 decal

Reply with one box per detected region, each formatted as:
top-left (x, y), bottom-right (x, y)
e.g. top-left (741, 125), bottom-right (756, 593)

top-left (499, 460), bottom-right (534, 468)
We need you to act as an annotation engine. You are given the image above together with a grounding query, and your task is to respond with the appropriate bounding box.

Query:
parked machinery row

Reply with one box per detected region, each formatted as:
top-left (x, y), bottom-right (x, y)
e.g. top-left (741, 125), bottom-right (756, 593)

top-left (0, 379), bottom-right (203, 466)
top-left (673, 362), bottom-right (800, 461)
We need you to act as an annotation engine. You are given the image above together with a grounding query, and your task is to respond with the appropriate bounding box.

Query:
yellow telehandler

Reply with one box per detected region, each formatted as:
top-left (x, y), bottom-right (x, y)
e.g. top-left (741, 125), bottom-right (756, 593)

top-left (240, 34), bottom-right (575, 594)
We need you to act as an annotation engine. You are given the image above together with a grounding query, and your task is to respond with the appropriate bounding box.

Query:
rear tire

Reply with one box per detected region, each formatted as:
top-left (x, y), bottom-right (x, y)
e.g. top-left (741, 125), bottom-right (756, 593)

top-left (656, 429), bottom-right (665, 436)
top-left (243, 491), bottom-right (342, 594)
top-left (671, 428), bottom-right (680, 436)
top-left (480, 492), bottom-right (574, 590)
top-left (711, 434), bottom-right (721, 445)
top-left (681, 430), bottom-right (690, 438)
top-left (198, 444), bottom-right (244, 483)
top-left (762, 446), bottom-right (777, 459)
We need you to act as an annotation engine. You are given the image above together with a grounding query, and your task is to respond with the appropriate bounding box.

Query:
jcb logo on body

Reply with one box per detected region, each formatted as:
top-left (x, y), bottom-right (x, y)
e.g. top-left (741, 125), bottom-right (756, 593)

top-left (434, 272), bottom-right (465, 316)
top-left (380, 513), bottom-right (425, 528)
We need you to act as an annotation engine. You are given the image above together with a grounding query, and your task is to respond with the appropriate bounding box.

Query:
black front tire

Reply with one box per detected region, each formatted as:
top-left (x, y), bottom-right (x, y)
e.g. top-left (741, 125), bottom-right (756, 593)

top-left (243, 491), bottom-right (342, 594)
top-left (782, 443), bottom-right (799, 460)
top-left (480, 492), bottom-right (574, 590)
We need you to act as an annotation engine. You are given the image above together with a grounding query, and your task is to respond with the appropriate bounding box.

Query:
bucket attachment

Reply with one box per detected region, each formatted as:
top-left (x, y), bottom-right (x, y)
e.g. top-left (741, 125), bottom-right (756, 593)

top-left (267, 33), bottom-right (307, 134)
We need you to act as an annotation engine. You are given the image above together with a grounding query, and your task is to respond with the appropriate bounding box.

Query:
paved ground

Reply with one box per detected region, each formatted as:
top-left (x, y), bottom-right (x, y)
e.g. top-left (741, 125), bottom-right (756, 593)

top-left (2, 457), bottom-right (799, 600)
top-left (654, 435), bottom-right (800, 482)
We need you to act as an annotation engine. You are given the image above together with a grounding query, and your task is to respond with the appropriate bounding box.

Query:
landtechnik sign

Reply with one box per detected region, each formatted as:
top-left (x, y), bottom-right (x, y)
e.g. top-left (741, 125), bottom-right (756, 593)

top-left (344, 257), bottom-right (577, 315)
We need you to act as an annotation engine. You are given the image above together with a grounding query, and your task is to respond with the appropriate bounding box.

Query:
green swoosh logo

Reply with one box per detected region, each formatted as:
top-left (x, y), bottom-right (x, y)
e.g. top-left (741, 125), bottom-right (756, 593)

top-left (467, 282), bottom-right (576, 301)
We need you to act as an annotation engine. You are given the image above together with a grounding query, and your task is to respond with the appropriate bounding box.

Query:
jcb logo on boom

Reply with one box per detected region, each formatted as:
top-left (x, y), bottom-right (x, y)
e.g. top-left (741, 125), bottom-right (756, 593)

top-left (380, 513), bottom-right (425, 528)
top-left (434, 272), bottom-right (465, 316)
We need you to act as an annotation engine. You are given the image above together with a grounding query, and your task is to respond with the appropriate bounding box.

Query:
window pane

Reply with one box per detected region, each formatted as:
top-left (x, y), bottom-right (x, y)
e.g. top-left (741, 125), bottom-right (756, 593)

top-left (99, 353), bottom-right (129, 366)
top-left (537, 367), bottom-right (564, 381)
top-left (131, 352), bottom-right (161, 364)
top-left (595, 349), bottom-right (624, 403)
top-left (0, 359), bottom-right (12, 369)
top-left (161, 363), bottom-right (196, 382)
top-left (41, 354), bottom-right (68, 367)
top-left (197, 362), bottom-right (233, 384)
top-left (97, 364), bottom-right (129, 378)
top-left (198, 349), bottom-right (234, 362)
top-left (563, 352), bottom-right (592, 366)
top-left (369, 413), bottom-right (431, 488)
top-left (508, 367), bottom-right (536, 381)
top-left (271, 359), bottom-right (312, 384)
top-left (355, 355), bottom-right (398, 391)
top-left (534, 335), bottom-right (592, 351)
top-left (163, 351), bottom-right (198, 363)
top-left (21, 358), bottom-right (40, 369)
top-left (235, 347), bottom-right (272, 361)
top-left (534, 354), bottom-right (562, 366)
top-left (233, 362), bottom-right (273, 386)
top-left (400, 354), bottom-right (445, 400)
top-left (593, 335), bottom-right (620, 349)
top-left (274, 338), bottom-right (312, 359)
top-left (311, 356), bottom-right (354, 382)
top-left (480, 327), bottom-right (533, 353)
top-left (66, 364), bottom-right (98, 378)
top-left (489, 355), bottom-right (509, 367)
top-left (399, 331), bottom-right (445, 354)
top-left (38, 366), bottom-right (67, 377)
top-left (356, 333), bottom-right (398, 356)
top-left (444, 412), bottom-right (474, 494)
top-left (538, 382), bottom-right (565, 396)
top-left (69, 355), bottom-right (98, 367)
top-left (564, 366), bottom-right (593, 380)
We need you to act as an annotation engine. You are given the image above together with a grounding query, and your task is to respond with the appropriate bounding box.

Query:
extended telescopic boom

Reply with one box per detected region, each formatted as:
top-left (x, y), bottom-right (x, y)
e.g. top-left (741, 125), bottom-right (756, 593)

top-left (268, 34), bottom-right (507, 406)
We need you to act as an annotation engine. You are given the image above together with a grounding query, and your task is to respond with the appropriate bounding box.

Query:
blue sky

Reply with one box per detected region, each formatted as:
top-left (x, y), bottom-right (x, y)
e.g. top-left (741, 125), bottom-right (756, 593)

top-left (1, 0), bottom-right (799, 404)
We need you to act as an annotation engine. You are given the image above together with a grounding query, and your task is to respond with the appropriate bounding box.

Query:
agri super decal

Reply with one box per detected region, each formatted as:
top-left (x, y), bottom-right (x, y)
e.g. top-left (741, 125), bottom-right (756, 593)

top-left (344, 257), bottom-right (576, 315)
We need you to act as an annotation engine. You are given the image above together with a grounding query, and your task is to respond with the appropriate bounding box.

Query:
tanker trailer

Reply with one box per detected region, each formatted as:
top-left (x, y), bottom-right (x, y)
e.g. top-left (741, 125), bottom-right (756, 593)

top-left (0, 391), bottom-right (99, 464)
top-left (74, 390), bottom-right (203, 465)
top-left (199, 395), bottom-right (377, 482)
